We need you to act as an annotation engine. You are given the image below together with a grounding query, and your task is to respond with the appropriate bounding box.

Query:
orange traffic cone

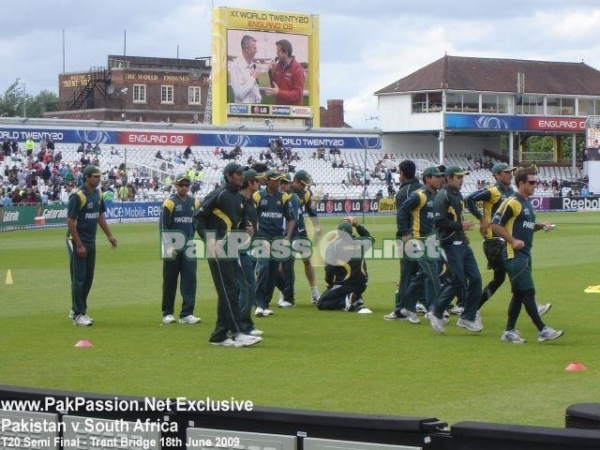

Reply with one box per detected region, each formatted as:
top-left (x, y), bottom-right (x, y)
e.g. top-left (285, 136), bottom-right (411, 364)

top-left (565, 362), bottom-right (586, 371)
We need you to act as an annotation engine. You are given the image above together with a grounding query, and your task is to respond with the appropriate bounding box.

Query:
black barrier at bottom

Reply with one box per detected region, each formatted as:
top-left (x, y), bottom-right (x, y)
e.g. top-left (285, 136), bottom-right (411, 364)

top-left (2, 386), bottom-right (600, 450)
top-left (450, 420), bottom-right (600, 450)
top-left (566, 403), bottom-right (600, 430)
top-left (171, 406), bottom-right (446, 450)
top-left (0, 385), bottom-right (445, 450)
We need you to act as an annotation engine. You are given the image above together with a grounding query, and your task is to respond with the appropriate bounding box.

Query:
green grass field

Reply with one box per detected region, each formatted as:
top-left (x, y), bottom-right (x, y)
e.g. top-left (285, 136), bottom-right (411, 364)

top-left (0, 212), bottom-right (598, 427)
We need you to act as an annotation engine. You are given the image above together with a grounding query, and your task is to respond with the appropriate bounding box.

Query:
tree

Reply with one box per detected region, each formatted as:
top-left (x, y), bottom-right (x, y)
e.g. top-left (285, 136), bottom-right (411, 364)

top-left (0, 80), bottom-right (25, 117)
top-left (558, 135), bottom-right (586, 163)
top-left (27, 90), bottom-right (60, 117)
top-left (0, 79), bottom-right (58, 118)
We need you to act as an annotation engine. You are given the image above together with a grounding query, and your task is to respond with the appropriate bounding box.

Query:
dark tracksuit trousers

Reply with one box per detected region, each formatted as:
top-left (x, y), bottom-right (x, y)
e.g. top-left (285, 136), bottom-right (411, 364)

top-left (238, 252), bottom-right (257, 333)
top-left (208, 258), bottom-right (241, 343)
top-left (162, 253), bottom-right (197, 318)
top-left (275, 256), bottom-right (296, 304)
top-left (395, 258), bottom-right (424, 313)
top-left (479, 238), bottom-right (507, 307)
top-left (318, 280), bottom-right (367, 311)
top-left (433, 242), bottom-right (481, 321)
top-left (68, 240), bottom-right (96, 316)
top-left (256, 255), bottom-right (281, 310)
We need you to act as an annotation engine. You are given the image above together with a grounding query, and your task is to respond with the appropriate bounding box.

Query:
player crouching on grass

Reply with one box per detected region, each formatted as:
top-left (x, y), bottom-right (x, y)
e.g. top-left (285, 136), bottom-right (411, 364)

top-left (490, 168), bottom-right (563, 344)
top-left (316, 217), bottom-right (373, 314)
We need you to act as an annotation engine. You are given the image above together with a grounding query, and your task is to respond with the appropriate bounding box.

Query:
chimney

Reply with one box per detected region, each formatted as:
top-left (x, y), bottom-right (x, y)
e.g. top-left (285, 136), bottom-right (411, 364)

top-left (326, 99), bottom-right (344, 127)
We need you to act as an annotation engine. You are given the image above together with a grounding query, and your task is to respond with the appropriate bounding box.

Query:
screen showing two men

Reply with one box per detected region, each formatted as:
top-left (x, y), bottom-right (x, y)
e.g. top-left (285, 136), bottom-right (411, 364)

top-left (226, 29), bottom-right (310, 118)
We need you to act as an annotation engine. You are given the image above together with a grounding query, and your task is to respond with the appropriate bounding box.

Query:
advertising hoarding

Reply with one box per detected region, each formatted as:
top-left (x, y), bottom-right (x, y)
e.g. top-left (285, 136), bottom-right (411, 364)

top-left (0, 125), bottom-right (380, 150)
top-left (446, 114), bottom-right (586, 132)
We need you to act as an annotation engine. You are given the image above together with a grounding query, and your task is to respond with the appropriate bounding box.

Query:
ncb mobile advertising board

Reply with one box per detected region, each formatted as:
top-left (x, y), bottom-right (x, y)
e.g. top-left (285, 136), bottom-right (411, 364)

top-left (211, 7), bottom-right (319, 126)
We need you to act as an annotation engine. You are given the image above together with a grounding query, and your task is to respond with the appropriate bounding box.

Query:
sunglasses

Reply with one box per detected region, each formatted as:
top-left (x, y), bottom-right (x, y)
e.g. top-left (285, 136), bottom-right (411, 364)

top-left (177, 183), bottom-right (191, 188)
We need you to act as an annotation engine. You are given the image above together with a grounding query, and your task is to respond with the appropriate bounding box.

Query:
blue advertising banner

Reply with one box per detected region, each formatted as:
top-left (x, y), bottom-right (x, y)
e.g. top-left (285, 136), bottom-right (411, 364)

top-left (4, 197), bottom-right (585, 234)
top-left (104, 201), bottom-right (163, 222)
top-left (446, 113), bottom-right (586, 133)
top-left (0, 125), bottom-right (380, 150)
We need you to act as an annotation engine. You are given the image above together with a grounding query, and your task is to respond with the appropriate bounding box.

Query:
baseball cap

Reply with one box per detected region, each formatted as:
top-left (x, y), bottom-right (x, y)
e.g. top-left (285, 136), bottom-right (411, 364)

top-left (338, 219), bottom-right (353, 235)
top-left (82, 165), bottom-right (101, 177)
top-left (444, 165), bottom-right (470, 177)
top-left (243, 169), bottom-right (265, 181)
top-left (492, 163), bottom-right (516, 175)
top-left (223, 162), bottom-right (247, 175)
top-left (266, 169), bottom-right (282, 180)
top-left (294, 169), bottom-right (312, 185)
top-left (175, 173), bottom-right (191, 183)
top-left (280, 173), bottom-right (292, 183)
top-left (423, 166), bottom-right (444, 177)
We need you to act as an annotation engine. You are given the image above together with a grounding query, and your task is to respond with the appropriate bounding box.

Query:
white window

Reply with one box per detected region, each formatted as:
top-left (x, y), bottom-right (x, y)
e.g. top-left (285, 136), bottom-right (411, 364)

top-left (133, 84), bottom-right (146, 103)
top-left (411, 92), bottom-right (442, 113)
top-left (579, 99), bottom-right (598, 116)
top-left (161, 85), bottom-right (174, 104)
top-left (547, 97), bottom-right (575, 115)
top-left (188, 86), bottom-right (201, 105)
top-left (446, 92), bottom-right (479, 112)
top-left (517, 95), bottom-right (543, 115)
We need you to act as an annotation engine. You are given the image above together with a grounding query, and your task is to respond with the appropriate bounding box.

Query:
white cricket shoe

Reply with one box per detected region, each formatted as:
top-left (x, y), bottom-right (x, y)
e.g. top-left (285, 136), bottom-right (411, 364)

top-left (178, 315), bottom-right (201, 324)
top-left (74, 315), bottom-right (93, 326)
top-left (162, 314), bottom-right (176, 324)
top-left (235, 333), bottom-right (263, 347)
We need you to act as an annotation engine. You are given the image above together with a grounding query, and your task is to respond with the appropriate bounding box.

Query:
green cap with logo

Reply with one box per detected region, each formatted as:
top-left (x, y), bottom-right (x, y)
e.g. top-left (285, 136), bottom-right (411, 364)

top-left (175, 173), bottom-right (191, 183)
top-left (83, 165), bottom-right (101, 177)
top-left (444, 165), bottom-right (470, 177)
top-left (338, 219), bottom-right (353, 235)
top-left (294, 169), bottom-right (312, 185)
top-left (266, 169), bottom-right (281, 180)
top-left (492, 163), bottom-right (516, 175)
top-left (243, 169), bottom-right (265, 181)
top-left (223, 162), bottom-right (247, 175)
top-left (423, 166), bottom-right (444, 177)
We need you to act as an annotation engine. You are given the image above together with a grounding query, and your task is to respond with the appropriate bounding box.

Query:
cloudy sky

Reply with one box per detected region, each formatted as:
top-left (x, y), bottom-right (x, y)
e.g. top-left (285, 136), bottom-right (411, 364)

top-left (3, 0), bottom-right (600, 127)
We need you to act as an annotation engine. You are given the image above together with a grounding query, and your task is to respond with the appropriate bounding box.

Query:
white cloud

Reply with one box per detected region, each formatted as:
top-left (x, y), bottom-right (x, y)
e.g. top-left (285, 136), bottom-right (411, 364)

top-left (3, 0), bottom-right (600, 127)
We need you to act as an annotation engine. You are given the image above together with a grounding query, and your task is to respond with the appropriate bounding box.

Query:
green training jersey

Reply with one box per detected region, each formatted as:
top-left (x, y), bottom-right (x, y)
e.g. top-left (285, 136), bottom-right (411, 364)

top-left (466, 182), bottom-right (514, 239)
top-left (397, 187), bottom-right (436, 238)
top-left (161, 194), bottom-right (200, 238)
top-left (492, 193), bottom-right (536, 259)
top-left (66, 187), bottom-right (106, 244)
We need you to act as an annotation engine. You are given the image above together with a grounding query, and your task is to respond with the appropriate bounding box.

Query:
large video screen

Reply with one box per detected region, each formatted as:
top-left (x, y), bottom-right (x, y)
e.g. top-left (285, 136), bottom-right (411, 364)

top-left (211, 7), bottom-right (319, 126)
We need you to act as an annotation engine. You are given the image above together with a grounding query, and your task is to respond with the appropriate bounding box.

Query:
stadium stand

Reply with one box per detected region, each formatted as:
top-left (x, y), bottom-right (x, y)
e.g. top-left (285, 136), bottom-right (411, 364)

top-left (1, 143), bottom-right (584, 203)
